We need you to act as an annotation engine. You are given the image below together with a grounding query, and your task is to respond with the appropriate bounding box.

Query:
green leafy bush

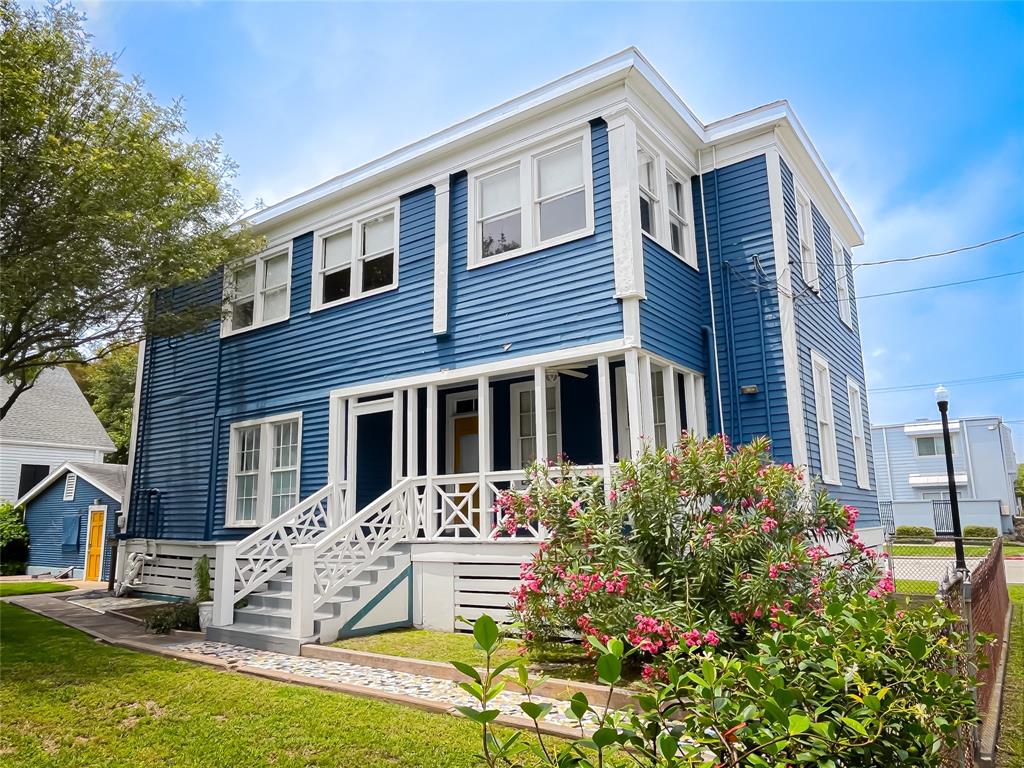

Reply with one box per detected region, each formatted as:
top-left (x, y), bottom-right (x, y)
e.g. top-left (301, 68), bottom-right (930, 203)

top-left (895, 526), bottom-right (935, 539)
top-left (499, 435), bottom-right (887, 661)
top-left (455, 601), bottom-right (981, 767)
top-left (0, 501), bottom-right (29, 575)
top-left (144, 601), bottom-right (199, 633)
top-left (962, 525), bottom-right (997, 539)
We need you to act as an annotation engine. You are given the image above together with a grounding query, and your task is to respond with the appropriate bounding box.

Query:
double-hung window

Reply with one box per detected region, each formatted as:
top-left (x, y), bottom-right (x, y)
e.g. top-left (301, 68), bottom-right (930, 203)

top-left (635, 139), bottom-right (699, 269)
top-left (795, 187), bottom-right (819, 291)
top-left (510, 381), bottom-right (561, 467)
top-left (846, 377), bottom-right (870, 488)
top-left (651, 368), bottom-right (668, 449)
top-left (810, 351), bottom-right (840, 484)
top-left (915, 435), bottom-right (953, 457)
top-left (468, 129), bottom-right (593, 266)
top-left (224, 245), bottom-right (292, 335)
top-left (313, 206), bottom-right (398, 310)
top-left (833, 234), bottom-right (852, 327)
top-left (227, 413), bottom-right (302, 526)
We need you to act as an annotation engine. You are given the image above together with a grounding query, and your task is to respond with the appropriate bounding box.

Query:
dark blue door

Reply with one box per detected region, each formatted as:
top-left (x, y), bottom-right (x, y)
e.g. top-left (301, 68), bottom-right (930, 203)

top-left (355, 410), bottom-right (393, 509)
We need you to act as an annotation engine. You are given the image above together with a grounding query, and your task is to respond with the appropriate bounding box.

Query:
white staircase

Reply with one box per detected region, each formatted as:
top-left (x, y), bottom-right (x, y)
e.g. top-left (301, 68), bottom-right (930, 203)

top-left (210, 479), bottom-right (415, 654)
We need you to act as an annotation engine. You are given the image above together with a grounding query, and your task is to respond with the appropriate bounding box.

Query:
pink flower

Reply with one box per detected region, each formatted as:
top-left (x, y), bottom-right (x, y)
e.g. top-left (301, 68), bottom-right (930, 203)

top-left (760, 516), bottom-right (778, 534)
top-left (703, 629), bottom-right (721, 647)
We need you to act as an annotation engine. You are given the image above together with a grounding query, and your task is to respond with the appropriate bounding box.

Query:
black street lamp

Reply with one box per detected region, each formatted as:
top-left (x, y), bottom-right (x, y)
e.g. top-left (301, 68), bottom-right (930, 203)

top-left (934, 386), bottom-right (967, 572)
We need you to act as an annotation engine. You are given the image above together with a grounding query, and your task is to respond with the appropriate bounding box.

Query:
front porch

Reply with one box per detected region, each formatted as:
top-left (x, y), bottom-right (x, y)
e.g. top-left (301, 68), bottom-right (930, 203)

top-left (329, 348), bottom-right (708, 542)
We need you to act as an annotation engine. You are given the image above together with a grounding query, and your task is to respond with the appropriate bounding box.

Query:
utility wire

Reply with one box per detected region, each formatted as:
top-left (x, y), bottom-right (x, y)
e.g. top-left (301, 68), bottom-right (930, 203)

top-left (869, 371), bottom-right (1024, 394)
top-left (853, 230), bottom-right (1024, 268)
top-left (858, 269), bottom-right (1024, 299)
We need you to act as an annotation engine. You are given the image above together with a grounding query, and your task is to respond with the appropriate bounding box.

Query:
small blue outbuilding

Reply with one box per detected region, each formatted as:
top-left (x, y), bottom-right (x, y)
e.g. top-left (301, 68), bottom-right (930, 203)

top-left (16, 462), bottom-right (127, 581)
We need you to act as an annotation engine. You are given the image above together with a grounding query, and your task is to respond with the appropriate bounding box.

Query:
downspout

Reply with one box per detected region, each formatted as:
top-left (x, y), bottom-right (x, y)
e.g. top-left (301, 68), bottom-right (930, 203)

top-left (723, 264), bottom-right (741, 439)
top-left (754, 261), bottom-right (773, 440)
top-left (697, 148), bottom-right (726, 434)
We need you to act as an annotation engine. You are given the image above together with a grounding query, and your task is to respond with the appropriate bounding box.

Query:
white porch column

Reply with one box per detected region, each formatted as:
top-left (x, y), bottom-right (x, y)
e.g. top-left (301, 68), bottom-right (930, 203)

top-left (211, 541), bottom-right (237, 627)
top-left (425, 383), bottom-right (438, 537)
top-left (432, 177), bottom-right (451, 335)
top-left (391, 391), bottom-right (404, 484)
top-left (639, 354), bottom-right (656, 446)
top-left (597, 355), bottom-right (615, 490)
top-left (664, 366), bottom-right (681, 447)
top-left (533, 366), bottom-right (549, 464)
top-left (328, 397), bottom-right (347, 526)
top-left (604, 108), bottom-right (645, 300)
top-left (477, 375), bottom-right (492, 537)
top-left (406, 387), bottom-right (419, 477)
top-left (345, 398), bottom-right (357, 517)
top-left (683, 374), bottom-right (698, 436)
top-left (290, 543), bottom-right (315, 638)
top-left (624, 350), bottom-right (643, 458)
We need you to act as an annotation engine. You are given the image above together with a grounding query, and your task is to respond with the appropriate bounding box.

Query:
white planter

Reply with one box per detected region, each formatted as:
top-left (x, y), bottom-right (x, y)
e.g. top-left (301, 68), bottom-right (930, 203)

top-left (197, 601), bottom-right (214, 630)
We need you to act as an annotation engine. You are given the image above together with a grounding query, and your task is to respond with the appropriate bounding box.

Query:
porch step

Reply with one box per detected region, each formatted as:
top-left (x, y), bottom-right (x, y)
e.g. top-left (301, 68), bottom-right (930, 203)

top-left (205, 623), bottom-right (316, 655)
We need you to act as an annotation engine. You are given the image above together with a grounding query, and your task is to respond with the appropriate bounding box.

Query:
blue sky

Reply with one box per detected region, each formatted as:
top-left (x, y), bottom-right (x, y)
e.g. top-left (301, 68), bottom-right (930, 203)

top-left (78, 2), bottom-right (1024, 452)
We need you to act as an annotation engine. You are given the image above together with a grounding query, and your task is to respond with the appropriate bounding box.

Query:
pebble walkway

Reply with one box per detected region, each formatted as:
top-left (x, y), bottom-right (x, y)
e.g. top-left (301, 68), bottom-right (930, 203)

top-left (168, 640), bottom-right (602, 729)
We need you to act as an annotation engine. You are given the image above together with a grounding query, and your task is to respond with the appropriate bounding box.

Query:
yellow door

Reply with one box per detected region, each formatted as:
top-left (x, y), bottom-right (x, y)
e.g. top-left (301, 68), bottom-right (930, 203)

top-left (452, 416), bottom-right (481, 528)
top-left (85, 510), bottom-right (105, 581)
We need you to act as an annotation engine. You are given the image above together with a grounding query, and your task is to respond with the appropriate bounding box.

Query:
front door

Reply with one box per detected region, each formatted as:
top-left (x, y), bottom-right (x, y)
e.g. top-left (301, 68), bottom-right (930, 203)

top-left (85, 509), bottom-right (105, 581)
top-left (354, 409), bottom-right (394, 510)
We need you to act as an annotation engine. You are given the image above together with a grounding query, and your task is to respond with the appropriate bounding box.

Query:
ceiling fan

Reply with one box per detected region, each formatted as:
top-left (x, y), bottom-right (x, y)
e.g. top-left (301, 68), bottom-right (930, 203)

top-left (547, 366), bottom-right (589, 380)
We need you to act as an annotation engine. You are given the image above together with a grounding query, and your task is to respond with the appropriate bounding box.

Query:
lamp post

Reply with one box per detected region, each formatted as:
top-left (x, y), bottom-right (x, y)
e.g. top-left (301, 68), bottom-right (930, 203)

top-left (934, 386), bottom-right (967, 572)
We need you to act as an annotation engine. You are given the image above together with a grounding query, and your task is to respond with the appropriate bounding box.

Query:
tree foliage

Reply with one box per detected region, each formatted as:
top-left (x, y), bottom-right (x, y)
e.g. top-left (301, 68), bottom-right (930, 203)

top-left (79, 346), bottom-right (137, 463)
top-left (0, 1), bottom-right (262, 417)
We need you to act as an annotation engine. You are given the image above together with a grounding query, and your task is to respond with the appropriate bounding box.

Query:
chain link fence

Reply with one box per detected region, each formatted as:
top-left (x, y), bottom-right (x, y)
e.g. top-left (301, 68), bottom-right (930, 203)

top-left (884, 535), bottom-right (994, 597)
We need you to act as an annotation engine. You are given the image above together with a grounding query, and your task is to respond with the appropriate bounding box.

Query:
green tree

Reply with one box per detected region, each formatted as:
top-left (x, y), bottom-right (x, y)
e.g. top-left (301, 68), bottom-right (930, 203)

top-left (0, 1), bottom-right (262, 418)
top-left (1016, 463), bottom-right (1024, 505)
top-left (80, 346), bottom-right (137, 463)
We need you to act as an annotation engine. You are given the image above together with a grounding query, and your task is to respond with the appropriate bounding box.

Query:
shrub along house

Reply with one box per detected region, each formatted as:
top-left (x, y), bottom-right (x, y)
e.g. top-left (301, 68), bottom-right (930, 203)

top-left (118, 49), bottom-right (881, 652)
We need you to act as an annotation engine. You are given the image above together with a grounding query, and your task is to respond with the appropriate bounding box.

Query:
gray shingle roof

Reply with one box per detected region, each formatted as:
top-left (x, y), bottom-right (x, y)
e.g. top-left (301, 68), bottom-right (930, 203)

top-left (68, 462), bottom-right (128, 500)
top-left (0, 367), bottom-right (115, 450)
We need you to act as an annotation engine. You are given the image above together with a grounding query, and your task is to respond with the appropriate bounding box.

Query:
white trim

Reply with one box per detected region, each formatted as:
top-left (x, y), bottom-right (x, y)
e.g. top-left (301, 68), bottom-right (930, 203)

top-left (635, 126), bottom-right (699, 270)
top-left (614, 365), bottom-right (630, 459)
top-left (846, 376), bottom-right (870, 489)
top-left (622, 296), bottom-right (641, 347)
top-left (225, 411), bottom-right (303, 528)
top-left (909, 473), bottom-right (968, 487)
top-left (347, 398), bottom-right (398, 510)
top-left (220, 242), bottom-right (293, 337)
top-left (597, 355), bottom-right (615, 487)
top-left (765, 148), bottom-right (808, 473)
top-left (794, 181), bottom-right (820, 293)
top-left (833, 233), bottom-right (853, 328)
top-left (63, 473), bottom-right (77, 501)
top-left (903, 421), bottom-right (959, 436)
top-left (0, 438), bottom-right (114, 453)
top-left (624, 349), bottom-right (643, 457)
top-left (606, 109), bottom-right (645, 299)
top-left (465, 126), bottom-right (594, 269)
top-left (509, 378), bottom-right (561, 468)
top-left (444, 391), bottom-right (480, 474)
top-left (310, 202), bottom-right (400, 312)
top-left (638, 354), bottom-right (655, 444)
top-left (85, 505), bottom-right (108, 581)
top-left (14, 462), bottom-right (126, 509)
top-left (810, 350), bottom-right (841, 485)
top-left (432, 179), bottom-right (451, 335)
top-left (663, 365), bottom-right (680, 447)
top-left (328, 339), bottom-right (627, 400)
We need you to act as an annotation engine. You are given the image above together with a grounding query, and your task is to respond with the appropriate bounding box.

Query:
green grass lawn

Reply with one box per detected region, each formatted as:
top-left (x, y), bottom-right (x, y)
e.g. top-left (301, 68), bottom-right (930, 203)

top-left (0, 603), bottom-right (500, 767)
top-left (333, 628), bottom-right (599, 682)
top-left (0, 581), bottom-right (76, 597)
top-left (997, 594), bottom-right (1023, 766)
top-left (892, 543), bottom-right (1024, 558)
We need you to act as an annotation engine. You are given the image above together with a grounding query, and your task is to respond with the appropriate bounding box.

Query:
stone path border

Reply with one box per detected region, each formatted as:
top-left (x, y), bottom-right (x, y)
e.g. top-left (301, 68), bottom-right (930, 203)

top-left (4, 592), bottom-right (613, 739)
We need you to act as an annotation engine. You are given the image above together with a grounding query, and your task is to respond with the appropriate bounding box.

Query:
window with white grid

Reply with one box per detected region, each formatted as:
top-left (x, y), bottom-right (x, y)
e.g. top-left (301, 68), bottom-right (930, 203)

top-left (510, 381), bottom-right (561, 467)
top-left (227, 413), bottom-right (302, 526)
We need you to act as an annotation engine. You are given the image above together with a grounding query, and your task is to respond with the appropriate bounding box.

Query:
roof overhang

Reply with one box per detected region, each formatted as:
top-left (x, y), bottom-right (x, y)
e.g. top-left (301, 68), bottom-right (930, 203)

top-left (908, 474), bottom-right (968, 487)
top-left (14, 462), bottom-right (124, 508)
top-left (246, 47), bottom-right (863, 246)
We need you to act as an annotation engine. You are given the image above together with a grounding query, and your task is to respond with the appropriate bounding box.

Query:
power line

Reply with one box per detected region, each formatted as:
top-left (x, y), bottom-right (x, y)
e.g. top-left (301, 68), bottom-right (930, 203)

top-left (869, 371), bottom-right (1024, 394)
top-left (858, 269), bottom-right (1024, 300)
top-left (853, 230), bottom-right (1024, 268)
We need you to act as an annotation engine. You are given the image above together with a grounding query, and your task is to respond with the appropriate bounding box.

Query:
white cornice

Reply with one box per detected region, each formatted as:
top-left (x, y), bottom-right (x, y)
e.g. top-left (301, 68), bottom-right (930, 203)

top-left (248, 47), bottom-right (863, 247)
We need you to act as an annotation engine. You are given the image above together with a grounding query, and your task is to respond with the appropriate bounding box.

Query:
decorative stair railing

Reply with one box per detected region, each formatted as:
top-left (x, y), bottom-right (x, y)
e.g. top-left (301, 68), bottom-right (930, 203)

top-left (212, 483), bottom-right (345, 627)
top-left (289, 478), bottom-right (415, 637)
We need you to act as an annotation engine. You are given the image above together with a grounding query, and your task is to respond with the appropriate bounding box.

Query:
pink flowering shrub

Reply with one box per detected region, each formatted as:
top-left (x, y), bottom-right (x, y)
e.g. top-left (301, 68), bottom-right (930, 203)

top-left (499, 433), bottom-right (887, 661)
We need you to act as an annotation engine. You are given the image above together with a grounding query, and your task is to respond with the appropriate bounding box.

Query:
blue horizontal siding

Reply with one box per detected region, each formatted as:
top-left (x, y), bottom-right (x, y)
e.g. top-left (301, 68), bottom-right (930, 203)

top-left (135, 119), bottom-right (621, 541)
top-left (780, 157), bottom-right (879, 527)
top-left (639, 233), bottom-right (708, 373)
top-left (25, 472), bottom-right (118, 575)
top-left (694, 155), bottom-right (792, 462)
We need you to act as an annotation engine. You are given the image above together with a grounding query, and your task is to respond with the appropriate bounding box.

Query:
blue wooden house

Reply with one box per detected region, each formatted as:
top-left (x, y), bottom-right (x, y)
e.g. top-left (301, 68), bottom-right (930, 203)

top-left (17, 462), bottom-right (126, 581)
top-left (118, 49), bottom-right (880, 652)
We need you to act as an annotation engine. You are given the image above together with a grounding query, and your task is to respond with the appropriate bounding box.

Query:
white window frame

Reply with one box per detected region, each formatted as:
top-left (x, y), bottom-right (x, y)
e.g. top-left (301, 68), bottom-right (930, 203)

top-left (63, 473), bottom-right (77, 501)
top-left (846, 376), bottom-right (870, 489)
top-left (311, 203), bottom-right (400, 312)
top-left (467, 127), bottom-right (594, 268)
top-left (635, 136), bottom-right (699, 270)
top-left (509, 380), bottom-right (562, 468)
top-left (225, 411), bottom-right (303, 528)
top-left (221, 243), bottom-right (293, 337)
top-left (833, 234), bottom-right (853, 328)
top-left (810, 351), bottom-right (840, 485)
top-left (795, 184), bottom-right (820, 292)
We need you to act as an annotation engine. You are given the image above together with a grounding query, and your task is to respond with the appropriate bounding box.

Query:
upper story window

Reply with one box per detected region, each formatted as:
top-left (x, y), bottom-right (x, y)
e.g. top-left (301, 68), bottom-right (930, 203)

top-left (846, 377), bottom-right (870, 489)
top-left (795, 186), bottom-right (820, 291)
top-left (810, 351), bottom-right (840, 485)
top-left (468, 128), bottom-right (594, 267)
top-left (833, 234), bottom-right (853, 327)
top-left (635, 139), bottom-right (698, 269)
top-left (916, 435), bottom-right (954, 457)
top-left (313, 206), bottom-right (398, 311)
top-left (226, 412), bottom-right (302, 527)
top-left (223, 245), bottom-right (292, 336)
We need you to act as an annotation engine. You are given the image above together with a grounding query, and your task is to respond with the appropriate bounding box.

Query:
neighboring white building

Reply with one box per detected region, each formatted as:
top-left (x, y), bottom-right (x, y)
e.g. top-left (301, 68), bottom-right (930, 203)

top-left (872, 416), bottom-right (1019, 534)
top-left (0, 367), bottom-right (115, 503)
